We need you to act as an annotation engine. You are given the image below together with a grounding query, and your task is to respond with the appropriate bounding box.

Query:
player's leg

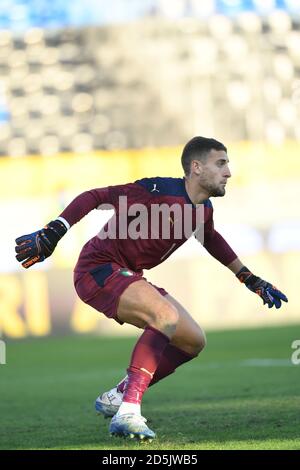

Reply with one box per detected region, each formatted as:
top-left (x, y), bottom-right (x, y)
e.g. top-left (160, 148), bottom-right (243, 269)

top-left (114, 279), bottom-right (179, 402)
top-left (166, 293), bottom-right (206, 354)
top-left (116, 293), bottom-right (205, 391)
top-left (150, 293), bottom-right (206, 386)
top-left (109, 279), bottom-right (180, 440)
top-left (116, 280), bottom-right (179, 334)
top-left (99, 293), bottom-right (206, 423)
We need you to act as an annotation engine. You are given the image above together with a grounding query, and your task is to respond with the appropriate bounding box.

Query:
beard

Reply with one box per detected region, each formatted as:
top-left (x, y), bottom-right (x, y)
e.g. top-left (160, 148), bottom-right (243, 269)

top-left (200, 177), bottom-right (226, 197)
top-left (209, 185), bottom-right (226, 197)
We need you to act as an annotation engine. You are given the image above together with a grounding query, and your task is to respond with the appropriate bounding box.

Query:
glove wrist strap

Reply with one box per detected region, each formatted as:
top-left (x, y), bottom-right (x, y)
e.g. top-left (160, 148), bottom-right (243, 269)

top-left (56, 217), bottom-right (70, 231)
top-left (236, 266), bottom-right (259, 286)
top-left (47, 220), bottom-right (68, 240)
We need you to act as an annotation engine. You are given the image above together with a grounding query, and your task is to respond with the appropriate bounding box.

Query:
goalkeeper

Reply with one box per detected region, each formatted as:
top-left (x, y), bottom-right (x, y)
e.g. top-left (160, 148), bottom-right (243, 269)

top-left (15, 136), bottom-right (288, 442)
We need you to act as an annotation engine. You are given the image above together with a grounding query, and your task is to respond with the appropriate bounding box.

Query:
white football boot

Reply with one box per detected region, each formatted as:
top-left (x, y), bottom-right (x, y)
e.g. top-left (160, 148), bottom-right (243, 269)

top-left (95, 387), bottom-right (122, 418)
top-left (109, 413), bottom-right (156, 441)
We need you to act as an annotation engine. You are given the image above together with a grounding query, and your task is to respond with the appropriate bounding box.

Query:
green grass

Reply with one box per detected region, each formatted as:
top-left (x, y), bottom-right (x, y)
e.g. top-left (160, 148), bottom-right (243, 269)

top-left (0, 325), bottom-right (300, 450)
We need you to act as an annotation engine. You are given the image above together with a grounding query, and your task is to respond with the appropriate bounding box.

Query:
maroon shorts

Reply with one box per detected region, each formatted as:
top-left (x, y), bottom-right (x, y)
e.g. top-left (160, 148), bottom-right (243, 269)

top-left (74, 262), bottom-right (168, 324)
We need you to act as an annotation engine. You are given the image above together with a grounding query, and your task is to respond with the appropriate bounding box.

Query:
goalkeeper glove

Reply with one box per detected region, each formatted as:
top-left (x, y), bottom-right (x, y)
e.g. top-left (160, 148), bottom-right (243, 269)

top-left (236, 266), bottom-right (288, 309)
top-left (15, 219), bottom-right (68, 269)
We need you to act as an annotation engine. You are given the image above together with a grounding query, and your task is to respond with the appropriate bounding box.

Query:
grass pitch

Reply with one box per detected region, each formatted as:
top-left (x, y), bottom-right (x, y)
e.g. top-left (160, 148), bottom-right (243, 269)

top-left (0, 325), bottom-right (300, 450)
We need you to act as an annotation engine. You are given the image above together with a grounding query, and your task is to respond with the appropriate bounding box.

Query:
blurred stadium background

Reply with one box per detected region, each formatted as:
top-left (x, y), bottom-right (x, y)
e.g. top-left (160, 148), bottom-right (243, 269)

top-left (1, 0), bottom-right (300, 339)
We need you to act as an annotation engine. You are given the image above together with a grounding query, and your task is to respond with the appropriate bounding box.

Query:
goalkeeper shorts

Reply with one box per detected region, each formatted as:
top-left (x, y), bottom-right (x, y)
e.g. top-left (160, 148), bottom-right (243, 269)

top-left (74, 261), bottom-right (168, 324)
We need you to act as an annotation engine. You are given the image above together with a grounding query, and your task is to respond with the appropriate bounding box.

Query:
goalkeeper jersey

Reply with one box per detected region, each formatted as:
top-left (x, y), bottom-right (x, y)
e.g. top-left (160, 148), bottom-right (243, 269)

top-left (59, 177), bottom-right (237, 273)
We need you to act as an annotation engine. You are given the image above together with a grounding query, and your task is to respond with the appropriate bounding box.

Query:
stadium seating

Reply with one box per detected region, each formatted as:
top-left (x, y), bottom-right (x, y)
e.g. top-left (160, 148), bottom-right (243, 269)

top-left (0, 2), bottom-right (299, 156)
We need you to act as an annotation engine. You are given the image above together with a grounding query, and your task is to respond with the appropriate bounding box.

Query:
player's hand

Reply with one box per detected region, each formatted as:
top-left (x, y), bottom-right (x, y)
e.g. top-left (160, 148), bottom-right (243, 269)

top-left (15, 219), bottom-right (67, 269)
top-left (236, 266), bottom-right (288, 309)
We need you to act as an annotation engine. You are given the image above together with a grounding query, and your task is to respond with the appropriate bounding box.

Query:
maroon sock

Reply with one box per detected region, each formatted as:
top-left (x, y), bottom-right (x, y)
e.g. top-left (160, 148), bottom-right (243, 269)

top-left (150, 344), bottom-right (196, 386)
top-left (117, 344), bottom-right (196, 393)
top-left (122, 326), bottom-right (170, 404)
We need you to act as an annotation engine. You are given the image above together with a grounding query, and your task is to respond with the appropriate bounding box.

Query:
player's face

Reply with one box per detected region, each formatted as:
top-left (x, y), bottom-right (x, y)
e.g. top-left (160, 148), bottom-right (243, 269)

top-left (197, 150), bottom-right (231, 197)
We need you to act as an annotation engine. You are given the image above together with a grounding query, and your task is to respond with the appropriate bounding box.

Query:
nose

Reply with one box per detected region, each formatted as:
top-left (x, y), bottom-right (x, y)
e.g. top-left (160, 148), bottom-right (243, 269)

top-left (224, 165), bottom-right (231, 178)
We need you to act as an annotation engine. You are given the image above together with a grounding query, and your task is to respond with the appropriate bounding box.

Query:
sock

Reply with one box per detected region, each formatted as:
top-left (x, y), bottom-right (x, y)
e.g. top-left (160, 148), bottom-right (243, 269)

top-left (116, 401), bottom-right (141, 416)
top-left (150, 344), bottom-right (196, 386)
top-left (117, 376), bottom-right (128, 393)
top-left (117, 344), bottom-right (196, 393)
top-left (119, 326), bottom-right (170, 411)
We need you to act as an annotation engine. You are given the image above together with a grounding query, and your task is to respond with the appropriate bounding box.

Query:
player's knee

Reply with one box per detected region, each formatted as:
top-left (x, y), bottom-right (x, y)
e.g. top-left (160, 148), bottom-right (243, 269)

top-left (193, 330), bottom-right (206, 355)
top-left (186, 329), bottom-right (206, 356)
top-left (149, 303), bottom-right (179, 337)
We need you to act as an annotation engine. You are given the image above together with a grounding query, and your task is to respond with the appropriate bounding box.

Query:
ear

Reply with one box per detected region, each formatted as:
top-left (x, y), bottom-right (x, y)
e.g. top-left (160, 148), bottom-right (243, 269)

top-left (191, 160), bottom-right (203, 176)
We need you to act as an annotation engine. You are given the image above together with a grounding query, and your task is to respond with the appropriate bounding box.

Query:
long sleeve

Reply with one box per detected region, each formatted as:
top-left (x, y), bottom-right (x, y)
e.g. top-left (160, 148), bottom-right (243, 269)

top-left (58, 182), bottom-right (144, 228)
top-left (203, 212), bottom-right (237, 266)
top-left (58, 187), bottom-right (111, 227)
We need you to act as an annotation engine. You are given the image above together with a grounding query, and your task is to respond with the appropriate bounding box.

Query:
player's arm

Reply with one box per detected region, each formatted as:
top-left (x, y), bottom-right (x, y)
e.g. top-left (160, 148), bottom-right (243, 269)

top-left (15, 187), bottom-right (112, 269)
top-left (203, 212), bottom-right (288, 309)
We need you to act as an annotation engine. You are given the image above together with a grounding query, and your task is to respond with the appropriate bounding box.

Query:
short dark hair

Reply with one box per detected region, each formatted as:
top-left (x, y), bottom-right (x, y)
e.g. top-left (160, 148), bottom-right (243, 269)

top-left (181, 136), bottom-right (227, 176)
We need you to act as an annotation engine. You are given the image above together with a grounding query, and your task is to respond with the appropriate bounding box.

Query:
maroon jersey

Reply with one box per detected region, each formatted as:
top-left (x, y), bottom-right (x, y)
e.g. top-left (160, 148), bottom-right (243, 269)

top-left (59, 177), bottom-right (237, 274)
